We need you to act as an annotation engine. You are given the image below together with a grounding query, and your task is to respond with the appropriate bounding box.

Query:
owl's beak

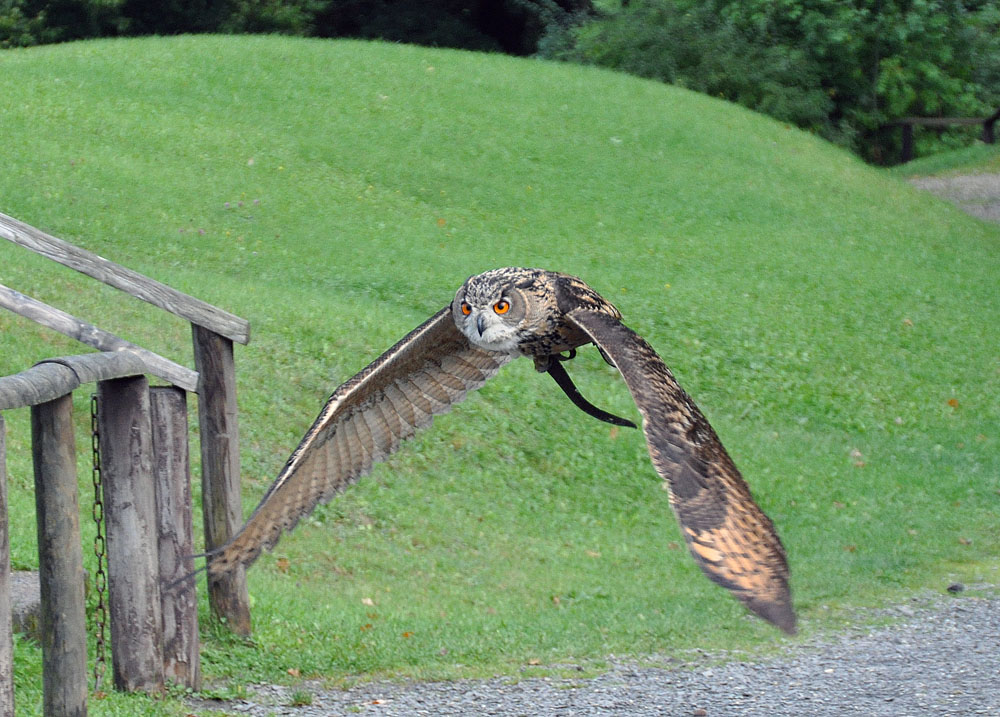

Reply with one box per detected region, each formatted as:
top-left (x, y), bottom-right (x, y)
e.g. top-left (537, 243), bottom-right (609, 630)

top-left (476, 313), bottom-right (487, 336)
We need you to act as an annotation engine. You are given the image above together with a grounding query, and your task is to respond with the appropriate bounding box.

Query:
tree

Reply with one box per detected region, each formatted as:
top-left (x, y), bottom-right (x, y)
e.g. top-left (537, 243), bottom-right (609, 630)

top-left (545, 0), bottom-right (1000, 162)
top-left (1, 0), bottom-right (128, 46)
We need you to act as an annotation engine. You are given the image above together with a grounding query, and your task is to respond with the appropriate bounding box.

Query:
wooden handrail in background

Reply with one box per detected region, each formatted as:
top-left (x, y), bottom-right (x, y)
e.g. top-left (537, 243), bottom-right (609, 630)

top-left (892, 107), bottom-right (1000, 162)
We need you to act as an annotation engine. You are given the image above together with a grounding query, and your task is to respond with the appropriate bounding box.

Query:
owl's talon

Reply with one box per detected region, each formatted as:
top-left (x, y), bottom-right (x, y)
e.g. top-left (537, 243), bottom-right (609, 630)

top-left (545, 357), bottom-right (637, 429)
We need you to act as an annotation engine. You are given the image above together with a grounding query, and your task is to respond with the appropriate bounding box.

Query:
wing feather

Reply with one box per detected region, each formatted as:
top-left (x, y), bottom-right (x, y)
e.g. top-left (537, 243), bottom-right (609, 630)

top-left (360, 405), bottom-right (390, 463)
top-left (567, 309), bottom-right (796, 634)
top-left (403, 376), bottom-right (437, 419)
top-left (374, 389), bottom-right (408, 450)
top-left (353, 410), bottom-right (376, 465)
top-left (382, 381), bottom-right (417, 432)
top-left (208, 306), bottom-right (513, 575)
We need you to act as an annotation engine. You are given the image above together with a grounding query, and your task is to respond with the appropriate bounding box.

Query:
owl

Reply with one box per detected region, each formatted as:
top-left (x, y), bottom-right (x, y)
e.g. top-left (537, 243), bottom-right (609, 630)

top-left (204, 268), bottom-right (796, 634)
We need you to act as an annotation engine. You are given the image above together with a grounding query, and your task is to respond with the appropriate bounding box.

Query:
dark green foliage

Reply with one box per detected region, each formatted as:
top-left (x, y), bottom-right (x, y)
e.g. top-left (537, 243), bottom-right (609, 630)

top-left (219, 0), bottom-right (323, 35)
top-left (545, 0), bottom-right (1000, 163)
top-left (310, 0), bottom-right (512, 52)
top-left (0, 0), bottom-right (128, 46)
top-left (122, 0), bottom-right (234, 35)
top-left (0, 0), bottom-right (593, 53)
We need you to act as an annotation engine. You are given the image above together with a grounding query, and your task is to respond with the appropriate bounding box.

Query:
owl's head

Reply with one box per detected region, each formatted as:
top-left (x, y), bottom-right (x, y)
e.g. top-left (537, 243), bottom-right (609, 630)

top-left (452, 267), bottom-right (543, 353)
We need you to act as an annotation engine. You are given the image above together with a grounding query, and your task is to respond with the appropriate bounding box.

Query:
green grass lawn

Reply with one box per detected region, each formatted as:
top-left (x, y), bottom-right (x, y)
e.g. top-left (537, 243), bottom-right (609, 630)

top-left (1, 35), bottom-right (998, 715)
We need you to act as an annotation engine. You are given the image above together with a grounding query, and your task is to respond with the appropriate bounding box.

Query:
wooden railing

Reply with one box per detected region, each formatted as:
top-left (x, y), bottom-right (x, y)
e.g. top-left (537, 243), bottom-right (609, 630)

top-left (893, 108), bottom-right (1000, 162)
top-left (0, 354), bottom-right (194, 713)
top-left (0, 211), bottom-right (253, 715)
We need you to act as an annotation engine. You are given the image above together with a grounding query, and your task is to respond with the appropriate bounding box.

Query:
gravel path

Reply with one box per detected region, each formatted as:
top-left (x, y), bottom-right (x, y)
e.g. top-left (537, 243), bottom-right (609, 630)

top-left (909, 172), bottom-right (1000, 222)
top-left (195, 589), bottom-right (1000, 716)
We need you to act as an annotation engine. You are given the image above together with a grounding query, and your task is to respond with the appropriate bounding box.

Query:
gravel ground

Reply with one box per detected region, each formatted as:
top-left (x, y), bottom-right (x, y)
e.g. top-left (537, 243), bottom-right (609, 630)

top-left (194, 589), bottom-right (1000, 716)
top-left (191, 174), bottom-right (1000, 716)
top-left (909, 172), bottom-right (1000, 222)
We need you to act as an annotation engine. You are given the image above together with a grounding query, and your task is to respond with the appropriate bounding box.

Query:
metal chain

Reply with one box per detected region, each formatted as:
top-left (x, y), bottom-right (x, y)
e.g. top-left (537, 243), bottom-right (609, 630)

top-left (90, 393), bottom-right (108, 695)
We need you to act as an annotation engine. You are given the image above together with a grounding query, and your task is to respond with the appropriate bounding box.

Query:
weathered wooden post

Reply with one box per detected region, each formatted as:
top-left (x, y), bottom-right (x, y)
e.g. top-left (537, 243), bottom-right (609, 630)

top-left (32, 394), bottom-right (88, 717)
top-left (984, 108), bottom-right (999, 145)
top-left (97, 377), bottom-right (164, 693)
top-left (0, 413), bottom-right (14, 717)
top-left (149, 387), bottom-right (201, 689)
top-left (192, 325), bottom-right (251, 636)
top-left (900, 122), bottom-right (915, 163)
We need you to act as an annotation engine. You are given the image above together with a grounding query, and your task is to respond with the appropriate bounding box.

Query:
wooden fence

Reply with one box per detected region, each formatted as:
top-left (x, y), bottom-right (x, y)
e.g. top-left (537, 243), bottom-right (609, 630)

top-left (0, 211), bottom-right (253, 715)
top-left (893, 107), bottom-right (1000, 162)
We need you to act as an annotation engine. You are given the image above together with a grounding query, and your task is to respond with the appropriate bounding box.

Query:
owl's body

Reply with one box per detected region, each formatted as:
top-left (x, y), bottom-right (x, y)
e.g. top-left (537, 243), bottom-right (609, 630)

top-left (204, 268), bottom-right (797, 635)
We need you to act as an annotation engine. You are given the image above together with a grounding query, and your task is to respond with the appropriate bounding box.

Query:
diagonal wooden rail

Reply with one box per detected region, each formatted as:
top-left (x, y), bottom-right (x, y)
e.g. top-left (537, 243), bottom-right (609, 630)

top-left (0, 284), bottom-right (198, 392)
top-left (0, 212), bottom-right (250, 344)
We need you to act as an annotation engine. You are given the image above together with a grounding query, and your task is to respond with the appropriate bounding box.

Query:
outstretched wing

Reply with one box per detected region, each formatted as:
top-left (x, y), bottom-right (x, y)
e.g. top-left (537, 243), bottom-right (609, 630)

top-left (207, 306), bottom-right (514, 576)
top-left (567, 309), bottom-right (796, 634)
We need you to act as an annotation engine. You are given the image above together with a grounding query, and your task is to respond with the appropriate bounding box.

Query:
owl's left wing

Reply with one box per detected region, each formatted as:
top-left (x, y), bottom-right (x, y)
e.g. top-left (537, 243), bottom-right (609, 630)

top-left (206, 306), bottom-right (513, 577)
top-left (566, 309), bottom-right (796, 634)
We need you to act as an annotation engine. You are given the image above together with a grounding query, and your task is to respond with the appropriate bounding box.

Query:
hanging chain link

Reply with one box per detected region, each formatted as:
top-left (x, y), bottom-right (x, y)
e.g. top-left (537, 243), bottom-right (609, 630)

top-left (90, 393), bottom-right (108, 695)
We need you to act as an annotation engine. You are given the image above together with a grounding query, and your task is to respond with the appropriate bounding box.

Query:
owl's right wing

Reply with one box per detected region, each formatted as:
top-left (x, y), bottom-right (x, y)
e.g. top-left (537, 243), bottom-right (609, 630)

top-left (207, 306), bottom-right (514, 576)
top-left (566, 308), bottom-right (796, 634)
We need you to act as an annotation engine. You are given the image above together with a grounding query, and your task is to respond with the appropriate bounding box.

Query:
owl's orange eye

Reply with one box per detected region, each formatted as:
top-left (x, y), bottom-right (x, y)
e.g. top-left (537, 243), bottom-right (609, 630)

top-left (493, 300), bottom-right (510, 315)
top-left (460, 302), bottom-right (472, 316)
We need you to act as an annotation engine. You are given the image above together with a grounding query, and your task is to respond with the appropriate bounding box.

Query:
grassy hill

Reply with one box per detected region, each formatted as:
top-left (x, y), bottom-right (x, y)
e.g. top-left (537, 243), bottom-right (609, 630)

top-left (1, 36), bottom-right (998, 714)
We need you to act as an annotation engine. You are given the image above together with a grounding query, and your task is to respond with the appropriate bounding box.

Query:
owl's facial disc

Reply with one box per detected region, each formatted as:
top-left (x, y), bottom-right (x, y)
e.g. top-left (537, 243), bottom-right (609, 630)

top-left (468, 307), bottom-right (520, 351)
top-left (453, 275), bottom-right (525, 353)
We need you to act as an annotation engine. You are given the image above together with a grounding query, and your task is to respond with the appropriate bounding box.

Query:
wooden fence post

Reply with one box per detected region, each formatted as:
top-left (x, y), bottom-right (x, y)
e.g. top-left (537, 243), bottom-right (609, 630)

top-left (31, 394), bottom-right (87, 717)
top-left (984, 109), bottom-right (999, 145)
top-left (192, 325), bottom-right (251, 636)
top-left (149, 387), bottom-right (201, 689)
top-left (900, 123), bottom-right (915, 163)
top-left (97, 377), bottom-right (164, 693)
top-left (0, 413), bottom-right (14, 717)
